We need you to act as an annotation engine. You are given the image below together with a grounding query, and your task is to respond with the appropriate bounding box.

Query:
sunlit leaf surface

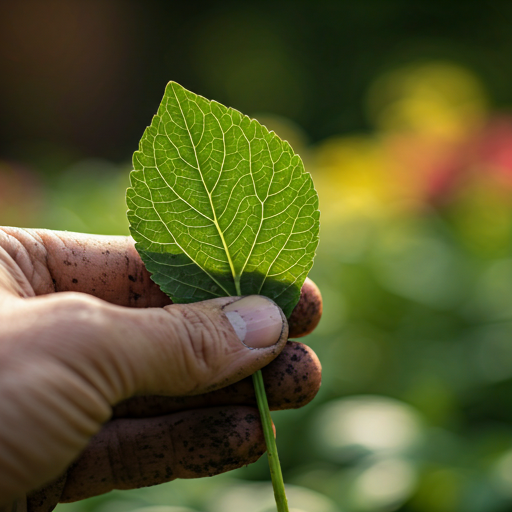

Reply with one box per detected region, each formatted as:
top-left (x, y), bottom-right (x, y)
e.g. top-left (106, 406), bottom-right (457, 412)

top-left (127, 82), bottom-right (319, 316)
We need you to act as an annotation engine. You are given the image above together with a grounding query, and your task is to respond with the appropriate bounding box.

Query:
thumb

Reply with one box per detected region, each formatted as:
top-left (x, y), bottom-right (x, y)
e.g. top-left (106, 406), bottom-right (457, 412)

top-left (72, 294), bottom-right (289, 403)
top-left (0, 294), bottom-right (287, 502)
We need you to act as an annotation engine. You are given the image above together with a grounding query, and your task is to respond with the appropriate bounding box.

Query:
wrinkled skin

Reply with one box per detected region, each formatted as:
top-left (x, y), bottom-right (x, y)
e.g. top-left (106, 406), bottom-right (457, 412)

top-left (0, 228), bottom-right (322, 512)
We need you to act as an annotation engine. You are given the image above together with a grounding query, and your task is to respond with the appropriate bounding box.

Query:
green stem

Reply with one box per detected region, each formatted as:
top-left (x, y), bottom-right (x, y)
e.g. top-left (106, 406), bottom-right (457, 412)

top-left (252, 370), bottom-right (289, 512)
top-left (234, 279), bottom-right (288, 512)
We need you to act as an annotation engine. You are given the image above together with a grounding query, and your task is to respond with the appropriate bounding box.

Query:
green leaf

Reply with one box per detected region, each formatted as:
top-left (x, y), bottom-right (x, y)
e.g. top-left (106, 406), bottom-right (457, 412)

top-left (127, 81), bottom-right (319, 317)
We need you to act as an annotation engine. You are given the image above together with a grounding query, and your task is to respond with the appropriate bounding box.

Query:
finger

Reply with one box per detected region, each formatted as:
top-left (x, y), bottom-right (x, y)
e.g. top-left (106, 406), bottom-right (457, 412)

top-left (288, 277), bottom-right (322, 338)
top-left (1, 227), bottom-right (170, 307)
top-left (112, 341), bottom-right (322, 418)
top-left (0, 229), bottom-right (323, 336)
top-left (59, 406), bottom-right (265, 502)
top-left (27, 473), bottom-right (66, 512)
top-left (26, 293), bottom-right (288, 402)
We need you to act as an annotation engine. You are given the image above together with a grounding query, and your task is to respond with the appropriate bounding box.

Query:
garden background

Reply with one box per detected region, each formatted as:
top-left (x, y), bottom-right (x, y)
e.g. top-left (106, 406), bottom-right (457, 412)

top-left (2, 2), bottom-right (512, 511)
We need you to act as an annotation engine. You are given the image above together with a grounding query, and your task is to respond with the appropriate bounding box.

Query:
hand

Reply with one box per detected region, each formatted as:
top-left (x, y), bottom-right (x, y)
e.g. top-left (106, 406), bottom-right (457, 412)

top-left (0, 228), bottom-right (322, 511)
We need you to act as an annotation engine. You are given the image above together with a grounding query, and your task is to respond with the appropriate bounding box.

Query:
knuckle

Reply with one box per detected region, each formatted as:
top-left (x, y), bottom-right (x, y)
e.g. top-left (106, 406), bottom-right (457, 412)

top-left (172, 305), bottom-right (227, 390)
top-left (57, 292), bottom-right (109, 330)
top-left (40, 292), bottom-right (110, 341)
top-left (0, 227), bottom-right (55, 296)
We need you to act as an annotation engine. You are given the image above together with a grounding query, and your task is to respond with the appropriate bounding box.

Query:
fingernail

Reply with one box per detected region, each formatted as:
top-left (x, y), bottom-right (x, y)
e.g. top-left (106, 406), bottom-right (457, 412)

top-left (223, 295), bottom-right (285, 349)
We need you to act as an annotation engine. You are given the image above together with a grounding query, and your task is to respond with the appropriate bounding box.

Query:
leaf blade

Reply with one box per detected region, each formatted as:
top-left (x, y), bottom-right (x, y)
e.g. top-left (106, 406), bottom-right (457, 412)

top-left (127, 81), bottom-right (319, 316)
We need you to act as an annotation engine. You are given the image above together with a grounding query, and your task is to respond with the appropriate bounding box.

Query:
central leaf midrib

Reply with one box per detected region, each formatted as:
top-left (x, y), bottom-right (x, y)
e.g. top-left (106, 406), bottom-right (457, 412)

top-left (145, 139), bottom-right (231, 297)
top-left (238, 128), bottom-right (265, 288)
top-left (173, 85), bottom-right (241, 295)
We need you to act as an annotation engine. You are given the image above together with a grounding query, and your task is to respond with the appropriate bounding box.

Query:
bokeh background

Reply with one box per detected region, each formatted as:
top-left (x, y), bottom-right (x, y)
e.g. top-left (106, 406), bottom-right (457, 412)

top-left (2, 1), bottom-right (512, 511)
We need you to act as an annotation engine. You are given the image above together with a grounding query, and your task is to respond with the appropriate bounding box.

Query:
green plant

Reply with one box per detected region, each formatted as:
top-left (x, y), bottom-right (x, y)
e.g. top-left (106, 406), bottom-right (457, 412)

top-left (127, 81), bottom-right (319, 512)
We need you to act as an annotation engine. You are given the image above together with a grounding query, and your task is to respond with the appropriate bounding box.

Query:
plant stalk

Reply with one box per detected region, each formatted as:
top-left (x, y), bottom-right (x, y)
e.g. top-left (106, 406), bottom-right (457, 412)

top-left (234, 276), bottom-right (288, 512)
top-left (234, 280), bottom-right (288, 511)
top-left (252, 369), bottom-right (289, 512)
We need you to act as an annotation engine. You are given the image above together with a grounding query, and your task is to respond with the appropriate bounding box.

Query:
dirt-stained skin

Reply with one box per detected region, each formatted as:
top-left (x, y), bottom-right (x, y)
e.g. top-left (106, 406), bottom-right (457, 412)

top-left (33, 343), bottom-right (320, 506)
top-left (288, 278), bottom-right (323, 338)
top-left (59, 406), bottom-right (265, 502)
top-left (112, 341), bottom-right (322, 419)
top-left (0, 229), bottom-right (322, 336)
top-left (0, 229), bottom-right (322, 511)
top-left (30, 341), bottom-right (321, 506)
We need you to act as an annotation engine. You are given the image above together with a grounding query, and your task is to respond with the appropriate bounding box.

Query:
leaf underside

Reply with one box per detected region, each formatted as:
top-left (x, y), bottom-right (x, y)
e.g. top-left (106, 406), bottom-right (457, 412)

top-left (127, 82), bottom-right (319, 317)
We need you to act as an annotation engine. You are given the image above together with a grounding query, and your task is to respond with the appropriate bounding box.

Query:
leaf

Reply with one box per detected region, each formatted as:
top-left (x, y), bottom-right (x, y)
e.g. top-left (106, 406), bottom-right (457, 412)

top-left (127, 82), bottom-right (319, 317)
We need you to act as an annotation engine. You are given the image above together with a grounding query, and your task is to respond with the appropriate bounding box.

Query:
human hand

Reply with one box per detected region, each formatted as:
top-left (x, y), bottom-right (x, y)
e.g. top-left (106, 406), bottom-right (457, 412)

top-left (0, 228), bottom-right (322, 512)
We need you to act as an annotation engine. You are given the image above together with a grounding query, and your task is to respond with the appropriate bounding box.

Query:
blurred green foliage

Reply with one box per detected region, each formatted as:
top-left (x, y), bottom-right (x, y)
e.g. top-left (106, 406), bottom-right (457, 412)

top-left (1, 2), bottom-right (512, 512)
